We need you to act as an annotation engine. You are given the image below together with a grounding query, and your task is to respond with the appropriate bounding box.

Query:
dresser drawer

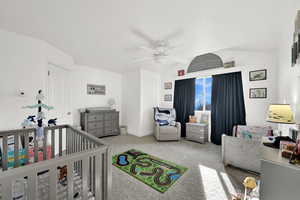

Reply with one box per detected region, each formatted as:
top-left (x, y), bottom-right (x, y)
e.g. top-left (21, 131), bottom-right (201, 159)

top-left (105, 129), bottom-right (113, 135)
top-left (104, 113), bottom-right (113, 120)
top-left (87, 122), bottom-right (103, 130)
top-left (187, 134), bottom-right (207, 143)
top-left (88, 129), bottom-right (96, 135)
top-left (87, 114), bottom-right (104, 122)
top-left (112, 113), bottom-right (119, 120)
top-left (186, 123), bottom-right (208, 143)
top-left (104, 120), bottom-right (113, 127)
top-left (188, 131), bottom-right (201, 138)
top-left (88, 128), bottom-right (105, 137)
top-left (187, 126), bottom-right (201, 133)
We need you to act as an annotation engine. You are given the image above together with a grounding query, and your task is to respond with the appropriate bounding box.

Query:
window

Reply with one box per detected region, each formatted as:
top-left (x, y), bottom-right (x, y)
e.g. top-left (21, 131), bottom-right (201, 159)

top-left (195, 77), bottom-right (212, 111)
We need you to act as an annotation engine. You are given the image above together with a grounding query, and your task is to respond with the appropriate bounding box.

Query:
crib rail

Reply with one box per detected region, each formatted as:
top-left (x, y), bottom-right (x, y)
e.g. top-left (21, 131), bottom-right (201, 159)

top-left (0, 125), bottom-right (111, 200)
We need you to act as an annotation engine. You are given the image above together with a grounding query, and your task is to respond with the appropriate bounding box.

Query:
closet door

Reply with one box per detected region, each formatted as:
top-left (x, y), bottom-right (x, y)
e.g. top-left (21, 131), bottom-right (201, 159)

top-left (46, 63), bottom-right (72, 125)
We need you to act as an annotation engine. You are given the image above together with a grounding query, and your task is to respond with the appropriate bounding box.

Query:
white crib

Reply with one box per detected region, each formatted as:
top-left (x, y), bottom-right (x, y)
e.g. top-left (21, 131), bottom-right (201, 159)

top-left (0, 125), bottom-right (111, 200)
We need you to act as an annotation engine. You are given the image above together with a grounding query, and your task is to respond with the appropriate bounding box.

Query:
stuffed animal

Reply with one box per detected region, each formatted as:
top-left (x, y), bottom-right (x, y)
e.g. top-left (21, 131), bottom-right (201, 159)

top-left (189, 115), bottom-right (197, 123)
top-left (48, 118), bottom-right (57, 126)
top-left (21, 116), bottom-right (36, 128)
top-left (296, 139), bottom-right (300, 155)
top-left (27, 115), bottom-right (36, 123)
top-left (243, 177), bottom-right (257, 200)
top-left (231, 193), bottom-right (243, 200)
top-left (58, 165), bottom-right (67, 186)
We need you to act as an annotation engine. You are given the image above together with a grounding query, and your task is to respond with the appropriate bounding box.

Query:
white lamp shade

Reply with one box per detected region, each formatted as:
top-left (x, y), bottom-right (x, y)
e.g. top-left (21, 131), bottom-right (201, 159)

top-left (108, 98), bottom-right (116, 106)
top-left (267, 104), bottom-right (295, 124)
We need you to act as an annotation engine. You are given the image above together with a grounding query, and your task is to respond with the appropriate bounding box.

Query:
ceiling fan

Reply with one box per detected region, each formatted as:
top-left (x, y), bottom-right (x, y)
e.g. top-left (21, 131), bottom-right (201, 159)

top-left (129, 27), bottom-right (184, 63)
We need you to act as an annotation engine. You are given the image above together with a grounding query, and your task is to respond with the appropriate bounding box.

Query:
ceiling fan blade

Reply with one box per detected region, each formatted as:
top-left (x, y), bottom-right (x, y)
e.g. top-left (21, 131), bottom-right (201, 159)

top-left (132, 57), bottom-right (154, 63)
top-left (125, 45), bottom-right (153, 52)
top-left (124, 46), bottom-right (142, 52)
top-left (168, 43), bottom-right (183, 50)
top-left (130, 28), bottom-right (156, 46)
top-left (163, 28), bottom-right (184, 41)
top-left (166, 56), bottom-right (187, 64)
top-left (139, 46), bottom-right (154, 52)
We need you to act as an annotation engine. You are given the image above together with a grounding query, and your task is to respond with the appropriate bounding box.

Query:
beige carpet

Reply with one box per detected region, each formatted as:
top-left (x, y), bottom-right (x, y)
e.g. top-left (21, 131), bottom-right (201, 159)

top-left (101, 135), bottom-right (258, 200)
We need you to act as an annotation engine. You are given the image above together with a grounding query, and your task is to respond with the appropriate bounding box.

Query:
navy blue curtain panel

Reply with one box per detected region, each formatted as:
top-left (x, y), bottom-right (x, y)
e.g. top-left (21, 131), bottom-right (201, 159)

top-left (211, 72), bottom-right (246, 145)
top-left (173, 78), bottom-right (195, 137)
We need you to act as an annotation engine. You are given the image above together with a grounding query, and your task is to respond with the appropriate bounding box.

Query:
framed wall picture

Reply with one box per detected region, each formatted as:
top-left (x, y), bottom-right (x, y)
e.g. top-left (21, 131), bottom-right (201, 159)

top-left (177, 69), bottom-right (185, 76)
top-left (249, 69), bottom-right (267, 81)
top-left (164, 82), bottom-right (172, 90)
top-left (292, 42), bottom-right (298, 66)
top-left (249, 88), bottom-right (267, 99)
top-left (164, 94), bottom-right (173, 102)
top-left (87, 84), bottom-right (106, 95)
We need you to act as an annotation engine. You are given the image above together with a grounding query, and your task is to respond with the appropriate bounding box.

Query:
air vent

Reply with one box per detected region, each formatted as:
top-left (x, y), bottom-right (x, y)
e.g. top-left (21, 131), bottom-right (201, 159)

top-left (187, 53), bottom-right (223, 73)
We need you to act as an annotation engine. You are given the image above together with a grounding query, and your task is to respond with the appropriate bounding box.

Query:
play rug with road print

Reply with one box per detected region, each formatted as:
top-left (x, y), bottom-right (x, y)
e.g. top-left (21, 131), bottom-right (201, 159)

top-left (112, 149), bottom-right (188, 193)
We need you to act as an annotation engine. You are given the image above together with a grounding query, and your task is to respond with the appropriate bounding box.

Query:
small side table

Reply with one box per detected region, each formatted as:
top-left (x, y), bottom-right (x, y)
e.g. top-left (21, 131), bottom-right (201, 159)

top-left (186, 123), bottom-right (208, 143)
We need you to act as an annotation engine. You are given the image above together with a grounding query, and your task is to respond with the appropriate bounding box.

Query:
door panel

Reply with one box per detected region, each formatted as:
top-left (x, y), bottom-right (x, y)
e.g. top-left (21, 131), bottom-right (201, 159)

top-left (46, 64), bottom-right (72, 125)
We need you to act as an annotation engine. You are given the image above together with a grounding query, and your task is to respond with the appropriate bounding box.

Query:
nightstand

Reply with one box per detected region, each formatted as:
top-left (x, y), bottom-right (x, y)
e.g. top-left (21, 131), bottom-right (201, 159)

top-left (186, 123), bottom-right (208, 143)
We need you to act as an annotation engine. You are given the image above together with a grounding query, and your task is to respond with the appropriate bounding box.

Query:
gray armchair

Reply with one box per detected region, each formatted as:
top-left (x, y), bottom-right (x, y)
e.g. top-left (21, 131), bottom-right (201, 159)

top-left (154, 122), bottom-right (181, 141)
top-left (153, 107), bottom-right (181, 141)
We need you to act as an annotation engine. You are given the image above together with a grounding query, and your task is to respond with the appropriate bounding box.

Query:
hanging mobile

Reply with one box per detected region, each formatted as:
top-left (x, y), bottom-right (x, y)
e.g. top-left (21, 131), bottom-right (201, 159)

top-left (22, 90), bottom-right (54, 139)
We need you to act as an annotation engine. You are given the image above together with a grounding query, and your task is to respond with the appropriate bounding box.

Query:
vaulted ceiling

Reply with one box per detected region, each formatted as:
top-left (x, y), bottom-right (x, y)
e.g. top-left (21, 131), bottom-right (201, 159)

top-left (0, 0), bottom-right (290, 72)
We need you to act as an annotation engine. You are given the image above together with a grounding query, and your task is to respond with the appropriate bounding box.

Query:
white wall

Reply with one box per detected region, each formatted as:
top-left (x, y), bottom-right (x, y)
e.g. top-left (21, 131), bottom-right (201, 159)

top-left (71, 65), bottom-right (122, 127)
top-left (0, 29), bottom-right (73, 130)
top-left (277, 2), bottom-right (300, 135)
top-left (159, 50), bottom-right (278, 127)
top-left (0, 29), bottom-right (123, 130)
top-left (122, 70), bottom-right (141, 136)
top-left (122, 69), bottom-right (160, 137)
top-left (140, 69), bottom-right (160, 136)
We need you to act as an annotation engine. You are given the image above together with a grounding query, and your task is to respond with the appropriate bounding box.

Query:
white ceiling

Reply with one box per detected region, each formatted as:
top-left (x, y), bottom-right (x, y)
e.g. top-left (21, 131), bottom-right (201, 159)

top-left (0, 0), bottom-right (289, 73)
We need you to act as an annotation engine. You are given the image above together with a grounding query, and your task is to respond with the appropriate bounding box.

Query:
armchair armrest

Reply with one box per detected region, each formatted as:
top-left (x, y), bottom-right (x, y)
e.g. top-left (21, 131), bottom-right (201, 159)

top-left (175, 122), bottom-right (181, 137)
top-left (175, 122), bottom-right (181, 128)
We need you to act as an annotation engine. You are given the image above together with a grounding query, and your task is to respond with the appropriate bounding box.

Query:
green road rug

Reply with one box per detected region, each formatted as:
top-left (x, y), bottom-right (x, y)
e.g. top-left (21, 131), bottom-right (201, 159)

top-left (112, 149), bottom-right (188, 193)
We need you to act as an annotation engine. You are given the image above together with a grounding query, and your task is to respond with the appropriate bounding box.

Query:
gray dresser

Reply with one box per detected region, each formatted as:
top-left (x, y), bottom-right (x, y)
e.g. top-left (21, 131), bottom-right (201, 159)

top-left (80, 108), bottom-right (120, 138)
top-left (186, 123), bottom-right (208, 143)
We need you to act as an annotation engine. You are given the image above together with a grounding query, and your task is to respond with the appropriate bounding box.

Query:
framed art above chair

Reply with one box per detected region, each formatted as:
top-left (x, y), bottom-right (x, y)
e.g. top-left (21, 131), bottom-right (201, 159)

top-left (249, 69), bottom-right (267, 81)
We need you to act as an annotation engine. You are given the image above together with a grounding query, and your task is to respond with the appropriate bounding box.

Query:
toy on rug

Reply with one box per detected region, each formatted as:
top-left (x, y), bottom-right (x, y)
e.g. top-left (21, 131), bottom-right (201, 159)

top-left (231, 193), bottom-right (243, 200)
top-left (243, 177), bottom-right (257, 200)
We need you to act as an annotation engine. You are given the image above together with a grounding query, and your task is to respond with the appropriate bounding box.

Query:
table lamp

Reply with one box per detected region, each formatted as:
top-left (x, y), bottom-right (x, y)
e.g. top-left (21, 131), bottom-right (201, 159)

top-left (266, 104), bottom-right (295, 136)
